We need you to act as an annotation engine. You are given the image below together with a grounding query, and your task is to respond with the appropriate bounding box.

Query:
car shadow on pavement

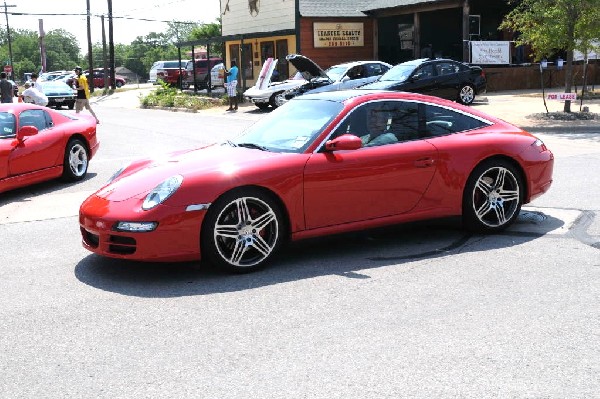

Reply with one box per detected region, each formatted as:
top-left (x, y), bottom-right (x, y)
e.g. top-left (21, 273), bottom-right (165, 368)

top-left (73, 212), bottom-right (565, 298)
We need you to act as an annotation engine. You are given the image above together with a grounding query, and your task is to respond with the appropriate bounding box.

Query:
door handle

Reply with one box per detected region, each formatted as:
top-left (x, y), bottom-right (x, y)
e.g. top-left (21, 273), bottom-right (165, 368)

top-left (414, 157), bottom-right (435, 168)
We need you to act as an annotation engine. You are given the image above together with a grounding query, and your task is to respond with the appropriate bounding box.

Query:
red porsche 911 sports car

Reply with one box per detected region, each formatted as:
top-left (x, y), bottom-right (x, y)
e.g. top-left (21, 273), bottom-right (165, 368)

top-left (79, 90), bottom-right (553, 272)
top-left (0, 103), bottom-right (99, 193)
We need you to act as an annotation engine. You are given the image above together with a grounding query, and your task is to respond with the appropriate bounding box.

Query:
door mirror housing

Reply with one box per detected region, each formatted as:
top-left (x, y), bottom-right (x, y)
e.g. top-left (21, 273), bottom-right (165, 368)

top-left (17, 125), bottom-right (38, 140)
top-left (325, 134), bottom-right (362, 151)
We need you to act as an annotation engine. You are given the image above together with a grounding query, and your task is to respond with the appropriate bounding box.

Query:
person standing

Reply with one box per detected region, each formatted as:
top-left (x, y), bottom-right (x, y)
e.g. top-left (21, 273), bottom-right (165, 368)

top-left (30, 72), bottom-right (44, 92)
top-left (225, 60), bottom-right (239, 111)
top-left (20, 82), bottom-right (48, 106)
top-left (0, 72), bottom-right (14, 103)
top-left (73, 66), bottom-right (100, 124)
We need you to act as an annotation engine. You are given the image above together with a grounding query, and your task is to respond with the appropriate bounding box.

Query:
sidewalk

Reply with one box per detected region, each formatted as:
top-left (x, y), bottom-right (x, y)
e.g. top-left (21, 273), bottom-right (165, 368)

top-left (472, 89), bottom-right (600, 131)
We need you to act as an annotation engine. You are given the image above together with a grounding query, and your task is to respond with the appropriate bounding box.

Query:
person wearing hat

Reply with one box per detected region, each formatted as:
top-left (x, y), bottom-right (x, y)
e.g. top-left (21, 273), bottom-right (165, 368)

top-left (20, 81), bottom-right (49, 106)
top-left (73, 66), bottom-right (100, 124)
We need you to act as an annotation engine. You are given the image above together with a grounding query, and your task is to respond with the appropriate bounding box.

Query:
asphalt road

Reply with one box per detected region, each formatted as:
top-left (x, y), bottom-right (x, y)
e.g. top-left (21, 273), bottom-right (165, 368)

top-left (0, 92), bottom-right (599, 398)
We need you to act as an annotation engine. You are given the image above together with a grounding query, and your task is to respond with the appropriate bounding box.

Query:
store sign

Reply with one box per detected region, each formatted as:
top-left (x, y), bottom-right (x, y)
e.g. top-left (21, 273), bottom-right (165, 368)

top-left (313, 22), bottom-right (364, 48)
top-left (547, 92), bottom-right (577, 101)
top-left (471, 41), bottom-right (510, 64)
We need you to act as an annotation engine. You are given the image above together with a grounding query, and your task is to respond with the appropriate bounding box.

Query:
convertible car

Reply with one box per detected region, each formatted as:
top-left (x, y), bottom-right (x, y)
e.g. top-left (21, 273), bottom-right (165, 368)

top-left (79, 90), bottom-right (553, 272)
top-left (0, 103), bottom-right (99, 193)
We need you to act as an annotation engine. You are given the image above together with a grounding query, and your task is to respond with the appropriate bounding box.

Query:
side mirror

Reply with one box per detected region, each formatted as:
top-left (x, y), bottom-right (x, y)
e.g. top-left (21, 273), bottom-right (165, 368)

top-left (341, 76), bottom-right (351, 82)
top-left (325, 134), bottom-right (362, 151)
top-left (17, 125), bottom-right (38, 140)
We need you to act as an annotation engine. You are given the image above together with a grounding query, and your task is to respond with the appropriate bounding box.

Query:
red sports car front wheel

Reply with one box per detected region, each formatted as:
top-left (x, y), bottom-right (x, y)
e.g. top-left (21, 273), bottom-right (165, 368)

top-left (201, 189), bottom-right (285, 273)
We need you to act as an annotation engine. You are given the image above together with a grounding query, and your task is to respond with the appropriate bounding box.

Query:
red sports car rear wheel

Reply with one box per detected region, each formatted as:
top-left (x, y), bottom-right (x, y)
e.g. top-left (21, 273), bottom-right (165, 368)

top-left (463, 160), bottom-right (523, 232)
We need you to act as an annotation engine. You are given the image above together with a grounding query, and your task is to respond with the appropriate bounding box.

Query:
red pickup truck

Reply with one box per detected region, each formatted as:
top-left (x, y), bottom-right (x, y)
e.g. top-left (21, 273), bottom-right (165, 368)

top-left (156, 60), bottom-right (190, 87)
top-left (184, 58), bottom-right (223, 89)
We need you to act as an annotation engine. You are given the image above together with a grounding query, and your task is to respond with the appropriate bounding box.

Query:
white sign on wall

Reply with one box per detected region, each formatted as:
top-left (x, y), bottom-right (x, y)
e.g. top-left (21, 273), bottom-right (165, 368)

top-left (471, 41), bottom-right (511, 64)
top-left (313, 22), bottom-right (364, 48)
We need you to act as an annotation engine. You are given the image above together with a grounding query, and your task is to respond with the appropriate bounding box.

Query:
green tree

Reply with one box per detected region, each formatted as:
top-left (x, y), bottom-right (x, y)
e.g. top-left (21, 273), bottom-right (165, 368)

top-left (189, 20), bottom-right (223, 57)
top-left (44, 29), bottom-right (81, 71)
top-left (500, 0), bottom-right (600, 112)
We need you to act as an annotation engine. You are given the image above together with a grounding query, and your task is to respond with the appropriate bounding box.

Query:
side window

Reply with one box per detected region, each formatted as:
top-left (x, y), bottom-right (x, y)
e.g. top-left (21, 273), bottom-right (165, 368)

top-left (0, 112), bottom-right (16, 138)
top-left (365, 63), bottom-right (381, 77)
top-left (19, 109), bottom-right (51, 132)
top-left (435, 62), bottom-right (456, 76)
top-left (423, 104), bottom-right (490, 137)
top-left (330, 101), bottom-right (422, 147)
top-left (415, 64), bottom-right (435, 78)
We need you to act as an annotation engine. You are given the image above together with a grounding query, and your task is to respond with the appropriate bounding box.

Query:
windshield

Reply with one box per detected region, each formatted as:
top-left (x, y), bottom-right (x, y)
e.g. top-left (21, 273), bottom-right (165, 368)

top-left (379, 63), bottom-right (417, 82)
top-left (232, 99), bottom-right (343, 153)
top-left (324, 66), bottom-right (347, 82)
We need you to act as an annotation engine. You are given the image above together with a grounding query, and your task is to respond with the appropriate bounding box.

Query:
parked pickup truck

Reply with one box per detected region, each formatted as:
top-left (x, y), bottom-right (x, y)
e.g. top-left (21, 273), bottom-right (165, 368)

top-left (156, 60), bottom-right (190, 87)
top-left (183, 57), bottom-right (223, 89)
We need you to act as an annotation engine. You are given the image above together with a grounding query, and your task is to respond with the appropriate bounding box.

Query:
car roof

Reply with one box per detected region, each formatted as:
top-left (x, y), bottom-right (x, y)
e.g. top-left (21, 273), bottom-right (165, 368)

top-left (329, 60), bottom-right (391, 69)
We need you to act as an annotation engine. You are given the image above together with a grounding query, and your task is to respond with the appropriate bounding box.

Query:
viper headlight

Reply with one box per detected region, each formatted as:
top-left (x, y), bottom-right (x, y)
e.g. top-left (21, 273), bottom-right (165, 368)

top-left (142, 175), bottom-right (183, 210)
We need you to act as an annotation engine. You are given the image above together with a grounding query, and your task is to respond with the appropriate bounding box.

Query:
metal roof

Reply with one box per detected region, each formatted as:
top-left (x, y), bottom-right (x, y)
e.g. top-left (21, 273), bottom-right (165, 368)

top-left (299, 0), bottom-right (373, 17)
top-left (299, 0), bottom-right (447, 16)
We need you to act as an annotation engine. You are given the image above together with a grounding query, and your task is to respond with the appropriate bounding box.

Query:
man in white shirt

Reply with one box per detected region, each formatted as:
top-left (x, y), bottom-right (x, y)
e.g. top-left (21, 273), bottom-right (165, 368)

top-left (20, 82), bottom-right (49, 106)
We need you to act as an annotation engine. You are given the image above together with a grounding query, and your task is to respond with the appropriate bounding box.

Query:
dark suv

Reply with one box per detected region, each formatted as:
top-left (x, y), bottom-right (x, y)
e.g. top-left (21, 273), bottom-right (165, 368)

top-left (184, 58), bottom-right (223, 89)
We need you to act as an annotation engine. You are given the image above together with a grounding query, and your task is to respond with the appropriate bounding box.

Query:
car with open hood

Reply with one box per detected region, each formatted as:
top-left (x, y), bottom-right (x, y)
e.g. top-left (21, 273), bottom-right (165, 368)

top-left (243, 58), bottom-right (307, 110)
top-left (274, 54), bottom-right (392, 106)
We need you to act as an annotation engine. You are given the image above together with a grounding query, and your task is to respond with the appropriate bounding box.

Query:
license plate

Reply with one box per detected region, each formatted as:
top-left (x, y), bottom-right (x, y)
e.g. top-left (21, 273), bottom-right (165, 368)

top-left (54, 98), bottom-right (65, 102)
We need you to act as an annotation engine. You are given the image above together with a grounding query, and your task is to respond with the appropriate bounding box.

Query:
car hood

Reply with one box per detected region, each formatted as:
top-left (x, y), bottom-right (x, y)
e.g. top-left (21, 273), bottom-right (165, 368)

top-left (95, 144), bottom-right (283, 202)
top-left (286, 54), bottom-right (329, 81)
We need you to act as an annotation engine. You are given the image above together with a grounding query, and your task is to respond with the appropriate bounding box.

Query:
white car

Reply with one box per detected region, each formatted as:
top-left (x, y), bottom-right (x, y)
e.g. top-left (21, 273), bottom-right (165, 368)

top-left (243, 58), bottom-right (307, 110)
top-left (275, 55), bottom-right (392, 106)
top-left (148, 61), bottom-right (167, 84)
top-left (209, 63), bottom-right (225, 88)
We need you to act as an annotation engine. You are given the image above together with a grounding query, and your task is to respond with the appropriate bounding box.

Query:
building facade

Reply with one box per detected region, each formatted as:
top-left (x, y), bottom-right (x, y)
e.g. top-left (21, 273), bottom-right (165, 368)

top-left (178, 0), bottom-right (597, 91)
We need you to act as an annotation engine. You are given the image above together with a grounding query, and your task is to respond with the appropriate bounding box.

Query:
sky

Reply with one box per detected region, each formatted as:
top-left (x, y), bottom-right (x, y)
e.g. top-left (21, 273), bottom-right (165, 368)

top-left (5, 0), bottom-right (221, 48)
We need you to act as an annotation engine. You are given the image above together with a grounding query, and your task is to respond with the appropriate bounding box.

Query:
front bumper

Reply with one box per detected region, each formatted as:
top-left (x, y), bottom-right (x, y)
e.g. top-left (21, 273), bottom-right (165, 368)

top-left (79, 194), bottom-right (207, 262)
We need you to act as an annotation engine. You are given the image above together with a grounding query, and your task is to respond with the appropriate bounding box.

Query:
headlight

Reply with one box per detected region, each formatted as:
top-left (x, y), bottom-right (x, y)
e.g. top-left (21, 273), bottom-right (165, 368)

top-left (142, 175), bottom-right (183, 210)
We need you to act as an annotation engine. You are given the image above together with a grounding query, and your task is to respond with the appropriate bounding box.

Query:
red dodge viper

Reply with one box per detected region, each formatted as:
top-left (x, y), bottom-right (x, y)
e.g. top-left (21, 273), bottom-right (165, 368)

top-left (0, 103), bottom-right (99, 193)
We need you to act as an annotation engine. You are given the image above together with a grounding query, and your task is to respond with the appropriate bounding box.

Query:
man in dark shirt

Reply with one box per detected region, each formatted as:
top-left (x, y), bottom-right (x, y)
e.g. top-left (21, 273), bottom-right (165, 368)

top-left (0, 72), bottom-right (14, 103)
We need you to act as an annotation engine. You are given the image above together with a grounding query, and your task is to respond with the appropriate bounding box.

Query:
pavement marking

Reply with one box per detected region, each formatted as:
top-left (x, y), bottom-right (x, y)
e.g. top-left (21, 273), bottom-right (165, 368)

top-left (0, 190), bottom-right (95, 225)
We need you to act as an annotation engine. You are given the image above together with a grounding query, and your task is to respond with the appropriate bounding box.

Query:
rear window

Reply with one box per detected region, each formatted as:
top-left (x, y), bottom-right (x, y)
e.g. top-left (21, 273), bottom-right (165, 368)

top-left (163, 61), bottom-right (182, 68)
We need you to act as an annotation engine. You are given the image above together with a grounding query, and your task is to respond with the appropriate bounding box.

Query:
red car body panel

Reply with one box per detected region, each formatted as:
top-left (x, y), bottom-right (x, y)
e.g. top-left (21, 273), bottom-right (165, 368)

top-left (0, 103), bottom-right (98, 193)
top-left (79, 91), bottom-right (553, 262)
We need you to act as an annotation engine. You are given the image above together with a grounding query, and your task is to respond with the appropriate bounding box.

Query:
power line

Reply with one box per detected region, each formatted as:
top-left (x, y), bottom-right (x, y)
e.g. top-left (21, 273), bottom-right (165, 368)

top-left (8, 11), bottom-right (199, 24)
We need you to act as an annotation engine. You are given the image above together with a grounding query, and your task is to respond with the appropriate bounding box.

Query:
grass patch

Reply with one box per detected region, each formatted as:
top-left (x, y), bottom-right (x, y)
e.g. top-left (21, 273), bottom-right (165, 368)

top-left (139, 82), bottom-right (226, 111)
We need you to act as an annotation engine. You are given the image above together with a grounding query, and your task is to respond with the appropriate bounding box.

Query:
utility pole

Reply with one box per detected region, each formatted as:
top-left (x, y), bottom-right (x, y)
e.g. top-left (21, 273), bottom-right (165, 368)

top-left (86, 0), bottom-right (94, 93)
top-left (38, 19), bottom-right (46, 73)
top-left (2, 1), bottom-right (15, 79)
top-left (107, 0), bottom-right (115, 90)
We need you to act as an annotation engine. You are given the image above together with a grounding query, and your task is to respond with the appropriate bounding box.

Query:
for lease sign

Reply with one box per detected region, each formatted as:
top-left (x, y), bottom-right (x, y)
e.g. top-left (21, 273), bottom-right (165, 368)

top-left (546, 93), bottom-right (577, 101)
top-left (313, 22), bottom-right (364, 48)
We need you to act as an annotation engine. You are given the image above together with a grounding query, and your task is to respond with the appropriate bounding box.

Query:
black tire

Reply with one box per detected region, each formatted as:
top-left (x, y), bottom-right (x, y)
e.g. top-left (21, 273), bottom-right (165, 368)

top-left (67, 101), bottom-right (75, 110)
top-left (201, 188), bottom-right (285, 273)
top-left (255, 103), bottom-right (270, 110)
top-left (116, 81), bottom-right (123, 88)
top-left (62, 138), bottom-right (89, 181)
top-left (458, 84), bottom-right (476, 105)
top-left (462, 159), bottom-right (523, 233)
top-left (269, 91), bottom-right (283, 108)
